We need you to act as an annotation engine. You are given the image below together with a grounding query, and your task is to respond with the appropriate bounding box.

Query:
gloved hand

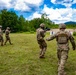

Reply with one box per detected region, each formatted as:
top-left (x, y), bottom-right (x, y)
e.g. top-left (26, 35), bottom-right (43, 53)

top-left (46, 38), bottom-right (49, 41)
top-left (73, 47), bottom-right (75, 50)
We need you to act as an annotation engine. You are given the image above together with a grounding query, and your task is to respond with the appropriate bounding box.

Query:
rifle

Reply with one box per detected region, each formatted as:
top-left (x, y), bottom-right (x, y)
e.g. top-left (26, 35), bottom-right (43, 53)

top-left (44, 27), bottom-right (50, 32)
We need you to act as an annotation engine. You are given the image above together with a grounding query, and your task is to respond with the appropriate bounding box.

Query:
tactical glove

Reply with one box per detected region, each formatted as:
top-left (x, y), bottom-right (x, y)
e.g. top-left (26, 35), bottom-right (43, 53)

top-left (46, 38), bottom-right (49, 41)
top-left (73, 47), bottom-right (75, 50)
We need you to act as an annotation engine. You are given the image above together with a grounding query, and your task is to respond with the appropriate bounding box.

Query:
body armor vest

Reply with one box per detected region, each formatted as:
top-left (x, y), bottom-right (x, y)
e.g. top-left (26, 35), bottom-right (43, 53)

top-left (57, 31), bottom-right (69, 44)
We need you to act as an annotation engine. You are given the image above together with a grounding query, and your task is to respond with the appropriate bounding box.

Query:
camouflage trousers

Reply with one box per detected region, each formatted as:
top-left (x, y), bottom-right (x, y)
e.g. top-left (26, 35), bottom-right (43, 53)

top-left (37, 39), bottom-right (47, 58)
top-left (57, 50), bottom-right (69, 75)
top-left (0, 36), bottom-right (4, 46)
top-left (4, 36), bottom-right (12, 45)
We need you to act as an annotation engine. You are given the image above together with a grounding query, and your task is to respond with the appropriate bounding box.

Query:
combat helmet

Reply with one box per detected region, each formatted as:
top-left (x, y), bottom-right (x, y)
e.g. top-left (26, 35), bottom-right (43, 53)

top-left (40, 23), bottom-right (45, 28)
top-left (7, 27), bottom-right (10, 30)
top-left (0, 25), bottom-right (2, 28)
top-left (59, 23), bottom-right (66, 29)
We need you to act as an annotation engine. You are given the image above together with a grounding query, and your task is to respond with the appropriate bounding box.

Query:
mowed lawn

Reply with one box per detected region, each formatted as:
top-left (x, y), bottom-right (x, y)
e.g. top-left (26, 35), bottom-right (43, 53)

top-left (0, 32), bottom-right (76, 75)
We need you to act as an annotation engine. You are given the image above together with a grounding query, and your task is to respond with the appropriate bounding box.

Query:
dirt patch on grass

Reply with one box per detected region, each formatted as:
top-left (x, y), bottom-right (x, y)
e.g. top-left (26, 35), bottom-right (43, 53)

top-left (49, 29), bottom-right (76, 35)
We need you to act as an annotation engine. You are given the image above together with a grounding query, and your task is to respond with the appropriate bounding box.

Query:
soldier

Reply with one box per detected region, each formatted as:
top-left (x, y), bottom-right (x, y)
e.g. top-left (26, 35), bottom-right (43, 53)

top-left (0, 25), bottom-right (4, 46)
top-left (46, 23), bottom-right (76, 75)
top-left (36, 23), bottom-right (47, 58)
top-left (4, 27), bottom-right (12, 45)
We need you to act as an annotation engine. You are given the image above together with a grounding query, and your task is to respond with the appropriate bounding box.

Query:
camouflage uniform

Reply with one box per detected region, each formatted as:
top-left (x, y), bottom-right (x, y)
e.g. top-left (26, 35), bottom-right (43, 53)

top-left (4, 27), bottom-right (12, 45)
top-left (46, 23), bottom-right (76, 75)
top-left (0, 25), bottom-right (4, 46)
top-left (36, 23), bottom-right (47, 58)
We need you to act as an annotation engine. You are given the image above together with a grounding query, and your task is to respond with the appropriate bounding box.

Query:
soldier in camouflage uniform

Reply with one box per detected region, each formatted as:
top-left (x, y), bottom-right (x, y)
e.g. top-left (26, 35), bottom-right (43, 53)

top-left (46, 23), bottom-right (76, 75)
top-left (36, 23), bottom-right (47, 58)
top-left (4, 27), bottom-right (12, 45)
top-left (0, 25), bottom-right (4, 46)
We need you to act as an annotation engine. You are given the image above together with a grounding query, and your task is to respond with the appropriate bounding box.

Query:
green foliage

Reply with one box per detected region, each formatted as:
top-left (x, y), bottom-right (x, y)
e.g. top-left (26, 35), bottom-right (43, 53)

top-left (0, 9), bottom-right (57, 32)
top-left (66, 24), bottom-right (76, 29)
top-left (0, 9), bottom-right (76, 33)
top-left (73, 32), bottom-right (76, 36)
top-left (0, 9), bottom-right (18, 32)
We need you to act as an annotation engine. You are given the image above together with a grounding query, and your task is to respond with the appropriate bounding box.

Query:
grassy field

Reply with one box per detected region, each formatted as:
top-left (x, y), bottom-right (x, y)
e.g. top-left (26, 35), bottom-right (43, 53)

top-left (0, 32), bottom-right (76, 75)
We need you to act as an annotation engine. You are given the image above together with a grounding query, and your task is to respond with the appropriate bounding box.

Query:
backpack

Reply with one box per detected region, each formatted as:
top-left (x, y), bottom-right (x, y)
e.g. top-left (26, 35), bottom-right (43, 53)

top-left (56, 31), bottom-right (69, 44)
top-left (5, 30), bottom-right (9, 35)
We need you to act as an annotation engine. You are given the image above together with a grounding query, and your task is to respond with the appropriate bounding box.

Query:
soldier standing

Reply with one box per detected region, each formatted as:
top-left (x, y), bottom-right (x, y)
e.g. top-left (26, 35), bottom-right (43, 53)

top-left (4, 27), bottom-right (12, 45)
top-left (0, 25), bottom-right (4, 46)
top-left (36, 23), bottom-right (47, 58)
top-left (46, 23), bottom-right (76, 75)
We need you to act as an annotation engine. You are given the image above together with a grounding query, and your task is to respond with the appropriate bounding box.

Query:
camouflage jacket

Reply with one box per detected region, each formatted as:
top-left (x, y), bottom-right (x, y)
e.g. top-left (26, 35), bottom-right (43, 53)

top-left (0, 29), bottom-right (3, 37)
top-left (36, 28), bottom-right (45, 41)
top-left (47, 30), bottom-right (75, 50)
top-left (5, 29), bottom-right (10, 36)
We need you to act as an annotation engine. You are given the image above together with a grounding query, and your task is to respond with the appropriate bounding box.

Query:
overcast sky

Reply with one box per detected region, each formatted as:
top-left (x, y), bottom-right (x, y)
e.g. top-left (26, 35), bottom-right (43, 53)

top-left (0, 0), bottom-right (76, 24)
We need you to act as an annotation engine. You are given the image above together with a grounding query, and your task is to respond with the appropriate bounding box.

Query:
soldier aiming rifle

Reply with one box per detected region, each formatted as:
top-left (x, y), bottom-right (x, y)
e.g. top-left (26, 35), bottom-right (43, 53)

top-left (36, 23), bottom-right (47, 58)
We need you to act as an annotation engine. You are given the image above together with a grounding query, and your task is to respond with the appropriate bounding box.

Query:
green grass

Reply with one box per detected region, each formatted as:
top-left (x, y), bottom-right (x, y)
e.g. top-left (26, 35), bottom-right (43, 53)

top-left (0, 32), bottom-right (76, 75)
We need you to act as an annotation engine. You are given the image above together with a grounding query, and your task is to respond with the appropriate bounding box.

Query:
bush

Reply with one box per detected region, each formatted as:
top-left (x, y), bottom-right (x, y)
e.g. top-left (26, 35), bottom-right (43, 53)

top-left (73, 32), bottom-right (76, 36)
top-left (30, 31), bottom-right (35, 33)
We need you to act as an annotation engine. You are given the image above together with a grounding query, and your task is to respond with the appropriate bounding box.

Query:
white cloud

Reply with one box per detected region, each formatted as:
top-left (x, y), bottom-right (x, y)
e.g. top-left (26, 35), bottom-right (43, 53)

top-left (50, 0), bottom-right (56, 4)
top-left (0, 0), bottom-right (12, 9)
top-left (27, 4), bottom-right (76, 24)
top-left (32, 12), bottom-right (41, 18)
top-left (51, 0), bottom-right (76, 8)
top-left (0, 0), bottom-right (43, 11)
top-left (73, 0), bottom-right (76, 3)
top-left (13, 0), bottom-right (30, 11)
top-left (13, 0), bottom-right (43, 11)
top-left (72, 9), bottom-right (76, 21)
top-left (27, 12), bottom-right (41, 20)
top-left (41, 5), bottom-right (73, 24)
top-left (24, 0), bottom-right (43, 6)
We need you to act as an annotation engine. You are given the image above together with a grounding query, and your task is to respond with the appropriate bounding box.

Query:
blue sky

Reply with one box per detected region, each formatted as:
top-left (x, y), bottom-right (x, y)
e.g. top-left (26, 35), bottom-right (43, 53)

top-left (0, 0), bottom-right (76, 24)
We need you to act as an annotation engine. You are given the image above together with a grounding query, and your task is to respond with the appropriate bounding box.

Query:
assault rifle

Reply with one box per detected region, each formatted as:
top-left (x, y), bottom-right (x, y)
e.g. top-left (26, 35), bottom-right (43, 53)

top-left (44, 27), bottom-right (50, 32)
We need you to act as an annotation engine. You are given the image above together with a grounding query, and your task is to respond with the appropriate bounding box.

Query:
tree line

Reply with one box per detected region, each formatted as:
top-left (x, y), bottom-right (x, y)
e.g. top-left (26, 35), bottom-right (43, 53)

top-left (0, 9), bottom-right (76, 32)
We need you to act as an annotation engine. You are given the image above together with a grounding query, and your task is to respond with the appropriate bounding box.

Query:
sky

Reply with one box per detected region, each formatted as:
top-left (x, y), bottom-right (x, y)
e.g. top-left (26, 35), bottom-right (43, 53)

top-left (0, 0), bottom-right (76, 24)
